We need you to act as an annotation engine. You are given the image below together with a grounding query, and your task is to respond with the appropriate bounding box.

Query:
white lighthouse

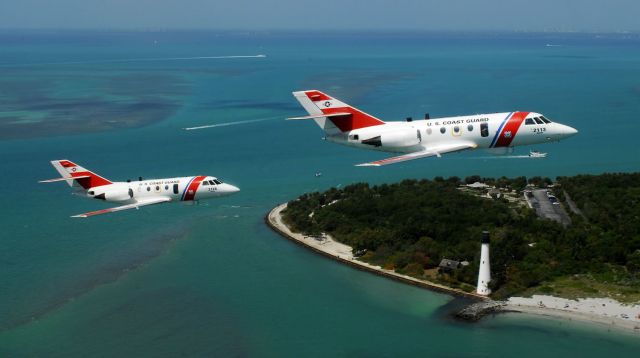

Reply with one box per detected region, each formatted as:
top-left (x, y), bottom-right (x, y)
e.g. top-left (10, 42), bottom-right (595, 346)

top-left (476, 231), bottom-right (492, 296)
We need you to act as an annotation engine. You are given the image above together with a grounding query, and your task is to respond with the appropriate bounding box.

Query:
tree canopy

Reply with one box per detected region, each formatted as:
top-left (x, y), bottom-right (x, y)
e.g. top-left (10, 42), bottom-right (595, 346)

top-left (283, 173), bottom-right (640, 298)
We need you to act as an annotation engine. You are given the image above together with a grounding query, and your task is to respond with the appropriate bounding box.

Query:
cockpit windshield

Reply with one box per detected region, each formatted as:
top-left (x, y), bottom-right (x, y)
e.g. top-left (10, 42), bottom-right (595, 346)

top-left (207, 179), bottom-right (222, 185)
top-left (526, 116), bottom-right (552, 125)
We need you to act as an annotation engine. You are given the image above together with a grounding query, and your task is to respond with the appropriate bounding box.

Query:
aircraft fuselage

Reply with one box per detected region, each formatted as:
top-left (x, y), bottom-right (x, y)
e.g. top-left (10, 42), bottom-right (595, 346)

top-left (84, 176), bottom-right (240, 204)
top-left (329, 111), bottom-right (578, 154)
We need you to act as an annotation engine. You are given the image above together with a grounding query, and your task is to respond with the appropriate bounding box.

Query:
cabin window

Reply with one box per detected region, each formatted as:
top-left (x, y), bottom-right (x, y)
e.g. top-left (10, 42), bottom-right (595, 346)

top-left (534, 117), bottom-right (544, 124)
top-left (541, 116), bottom-right (551, 124)
top-left (453, 126), bottom-right (460, 134)
top-left (525, 118), bottom-right (535, 125)
top-left (147, 186), bottom-right (151, 192)
top-left (467, 124), bottom-right (474, 132)
top-left (164, 185), bottom-right (169, 190)
top-left (480, 123), bottom-right (489, 137)
top-left (173, 184), bottom-right (179, 194)
top-left (202, 181), bottom-right (209, 186)
top-left (440, 127), bottom-right (446, 134)
top-left (155, 186), bottom-right (160, 191)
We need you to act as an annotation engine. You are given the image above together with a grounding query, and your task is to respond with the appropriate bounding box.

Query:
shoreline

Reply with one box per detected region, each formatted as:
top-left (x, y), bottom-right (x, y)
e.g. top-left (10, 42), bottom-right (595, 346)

top-left (266, 203), bottom-right (640, 334)
top-left (505, 295), bottom-right (640, 333)
top-left (266, 203), bottom-right (487, 301)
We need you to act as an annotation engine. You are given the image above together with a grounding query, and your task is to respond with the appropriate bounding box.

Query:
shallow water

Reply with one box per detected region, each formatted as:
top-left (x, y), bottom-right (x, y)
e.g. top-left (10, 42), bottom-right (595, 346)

top-left (0, 30), bottom-right (639, 356)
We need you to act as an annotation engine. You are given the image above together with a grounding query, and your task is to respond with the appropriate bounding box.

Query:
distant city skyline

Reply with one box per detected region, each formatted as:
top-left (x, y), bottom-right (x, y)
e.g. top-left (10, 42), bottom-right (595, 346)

top-left (0, 0), bottom-right (638, 33)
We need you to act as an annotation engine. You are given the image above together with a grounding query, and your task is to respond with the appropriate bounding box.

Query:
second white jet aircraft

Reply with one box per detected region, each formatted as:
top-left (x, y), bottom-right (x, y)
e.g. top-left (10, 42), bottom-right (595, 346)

top-left (41, 160), bottom-right (240, 217)
top-left (290, 90), bottom-right (578, 166)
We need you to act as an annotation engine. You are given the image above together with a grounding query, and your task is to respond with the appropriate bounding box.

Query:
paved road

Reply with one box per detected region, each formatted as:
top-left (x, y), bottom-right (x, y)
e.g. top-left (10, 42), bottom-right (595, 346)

top-left (563, 190), bottom-right (586, 219)
top-left (526, 189), bottom-right (572, 227)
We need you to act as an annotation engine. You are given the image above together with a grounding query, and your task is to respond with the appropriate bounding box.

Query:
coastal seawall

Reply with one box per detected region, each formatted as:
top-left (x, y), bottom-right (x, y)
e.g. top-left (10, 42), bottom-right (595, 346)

top-left (265, 203), bottom-right (488, 301)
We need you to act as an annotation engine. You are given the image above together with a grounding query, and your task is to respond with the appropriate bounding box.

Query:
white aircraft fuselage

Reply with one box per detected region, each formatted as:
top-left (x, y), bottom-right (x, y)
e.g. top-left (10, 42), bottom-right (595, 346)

top-left (291, 90), bottom-right (578, 166)
top-left (85, 176), bottom-right (238, 203)
top-left (42, 160), bottom-right (240, 217)
top-left (330, 112), bottom-right (575, 153)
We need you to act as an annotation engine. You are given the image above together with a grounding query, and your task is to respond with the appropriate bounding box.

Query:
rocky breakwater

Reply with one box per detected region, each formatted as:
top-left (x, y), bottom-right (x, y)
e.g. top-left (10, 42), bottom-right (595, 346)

top-left (456, 300), bottom-right (508, 322)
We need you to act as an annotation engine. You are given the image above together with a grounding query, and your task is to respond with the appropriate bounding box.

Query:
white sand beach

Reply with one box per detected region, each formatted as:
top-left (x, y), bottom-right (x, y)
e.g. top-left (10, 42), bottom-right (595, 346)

top-left (267, 203), bottom-right (483, 299)
top-left (507, 295), bottom-right (640, 332)
top-left (268, 203), bottom-right (640, 333)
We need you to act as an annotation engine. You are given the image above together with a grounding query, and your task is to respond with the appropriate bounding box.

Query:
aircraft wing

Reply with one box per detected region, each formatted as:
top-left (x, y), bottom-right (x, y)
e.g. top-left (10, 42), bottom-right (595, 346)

top-left (71, 197), bottom-right (172, 218)
top-left (356, 142), bottom-right (477, 167)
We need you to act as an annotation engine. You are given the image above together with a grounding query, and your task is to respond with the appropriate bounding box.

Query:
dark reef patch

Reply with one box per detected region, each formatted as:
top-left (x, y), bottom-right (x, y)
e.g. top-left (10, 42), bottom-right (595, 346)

top-left (301, 71), bottom-right (416, 102)
top-left (0, 223), bottom-right (192, 332)
top-left (0, 71), bottom-right (189, 139)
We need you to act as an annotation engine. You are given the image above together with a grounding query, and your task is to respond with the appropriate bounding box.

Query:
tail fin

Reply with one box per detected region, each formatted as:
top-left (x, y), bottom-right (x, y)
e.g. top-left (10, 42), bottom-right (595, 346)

top-left (50, 160), bottom-right (112, 189)
top-left (291, 90), bottom-right (385, 134)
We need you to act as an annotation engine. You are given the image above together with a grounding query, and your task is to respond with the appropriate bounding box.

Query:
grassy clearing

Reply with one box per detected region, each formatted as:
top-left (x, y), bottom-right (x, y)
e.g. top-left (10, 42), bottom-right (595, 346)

top-left (523, 275), bottom-right (640, 303)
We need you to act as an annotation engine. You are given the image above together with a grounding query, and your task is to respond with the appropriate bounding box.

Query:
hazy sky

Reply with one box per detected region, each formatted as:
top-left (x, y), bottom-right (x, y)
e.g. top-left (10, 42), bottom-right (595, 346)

top-left (0, 0), bottom-right (637, 32)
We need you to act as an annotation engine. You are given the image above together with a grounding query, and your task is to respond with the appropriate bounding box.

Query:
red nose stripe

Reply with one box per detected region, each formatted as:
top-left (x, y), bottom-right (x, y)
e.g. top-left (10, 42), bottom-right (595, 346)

top-left (494, 111), bottom-right (529, 148)
top-left (183, 175), bottom-right (207, 201)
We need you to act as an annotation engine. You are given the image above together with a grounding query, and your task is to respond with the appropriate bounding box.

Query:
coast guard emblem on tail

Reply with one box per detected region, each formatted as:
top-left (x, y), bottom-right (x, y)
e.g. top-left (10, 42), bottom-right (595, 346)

top-left (289, 90), bottom-right (385, 134)
top-left (42, 159), bottom-right (112, 190)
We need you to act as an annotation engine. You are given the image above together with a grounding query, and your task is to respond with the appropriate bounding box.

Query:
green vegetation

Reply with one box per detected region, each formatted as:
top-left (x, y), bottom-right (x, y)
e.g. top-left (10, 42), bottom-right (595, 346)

top-left (282, 173), bottom-right (640, 300)
top-left (522, 274), bottom-right (640, 304)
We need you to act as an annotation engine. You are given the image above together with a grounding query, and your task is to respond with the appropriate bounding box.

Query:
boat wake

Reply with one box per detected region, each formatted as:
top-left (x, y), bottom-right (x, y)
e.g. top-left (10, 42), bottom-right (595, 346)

top-left (0, 54), bottom-right (266, 67)
top-left (470, 155), bottom-right (537, 159)
top-left (183, 116), bottom-right (280, 130)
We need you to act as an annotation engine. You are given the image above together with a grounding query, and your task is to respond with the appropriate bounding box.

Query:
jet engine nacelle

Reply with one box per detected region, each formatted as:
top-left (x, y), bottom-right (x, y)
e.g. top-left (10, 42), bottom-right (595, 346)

top-left (362, 129), bottom-right (420, 148)
top-left (88, 184), bottom-right (132, 202)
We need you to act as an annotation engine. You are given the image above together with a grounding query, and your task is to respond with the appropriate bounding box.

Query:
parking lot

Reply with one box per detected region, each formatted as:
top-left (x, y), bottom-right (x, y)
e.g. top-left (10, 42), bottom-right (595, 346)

top-left (525, 189), bottom-right (572, 227)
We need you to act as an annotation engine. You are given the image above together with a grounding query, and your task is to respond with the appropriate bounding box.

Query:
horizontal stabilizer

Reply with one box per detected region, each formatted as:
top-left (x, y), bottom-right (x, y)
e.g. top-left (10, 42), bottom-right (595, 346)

top-left (72, 197), bottom-right (171, 218)
top-left (49, 159), bottom-right (112, 189)
top-left (356, 143), bottom-right (477, 167)
top-left (286, 112), bottom-right (352, 120)
top-left (39, 175), bottom-right (91, 183)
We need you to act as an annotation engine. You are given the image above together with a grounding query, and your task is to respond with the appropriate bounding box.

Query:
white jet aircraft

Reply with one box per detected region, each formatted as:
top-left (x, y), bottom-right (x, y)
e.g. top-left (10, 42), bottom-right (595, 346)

top-left (41, 160), bottom-right (240, 217)
top-left (290, 90), bottom-right (578, 166)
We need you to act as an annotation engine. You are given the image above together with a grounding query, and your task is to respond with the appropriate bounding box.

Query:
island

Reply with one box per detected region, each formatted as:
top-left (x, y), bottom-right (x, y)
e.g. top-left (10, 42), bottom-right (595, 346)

top-left (266, 173), bottom-right (640, 332)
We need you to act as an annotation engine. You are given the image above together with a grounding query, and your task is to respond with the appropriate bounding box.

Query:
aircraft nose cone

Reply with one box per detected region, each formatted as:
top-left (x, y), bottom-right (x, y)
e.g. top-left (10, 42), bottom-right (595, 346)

top-left (225, 184), bottom-right (240, 194)
top-left (564, 125), bottom-right (578, 137)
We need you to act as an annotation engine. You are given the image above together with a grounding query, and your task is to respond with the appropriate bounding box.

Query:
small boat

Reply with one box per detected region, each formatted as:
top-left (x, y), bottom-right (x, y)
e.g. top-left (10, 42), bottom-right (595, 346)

top-left (529, 150), bottom-right (547, 158)
top-left (315, 172), bottom-right (323, 177)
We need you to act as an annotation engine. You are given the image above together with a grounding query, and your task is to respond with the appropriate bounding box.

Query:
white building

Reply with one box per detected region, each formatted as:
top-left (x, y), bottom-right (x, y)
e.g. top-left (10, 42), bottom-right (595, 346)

top-left (477, 231), bottom-right (492, 295)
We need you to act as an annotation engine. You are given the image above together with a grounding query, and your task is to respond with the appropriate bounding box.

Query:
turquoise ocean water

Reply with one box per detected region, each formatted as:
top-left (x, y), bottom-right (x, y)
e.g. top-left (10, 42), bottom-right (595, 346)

top-left (0, 31), bottom-right (639, 356)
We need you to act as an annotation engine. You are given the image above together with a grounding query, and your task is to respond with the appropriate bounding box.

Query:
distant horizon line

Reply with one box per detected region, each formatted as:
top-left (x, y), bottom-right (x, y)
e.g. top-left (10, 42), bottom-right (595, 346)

top-left (0, 28), bottom-right (638, 36)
